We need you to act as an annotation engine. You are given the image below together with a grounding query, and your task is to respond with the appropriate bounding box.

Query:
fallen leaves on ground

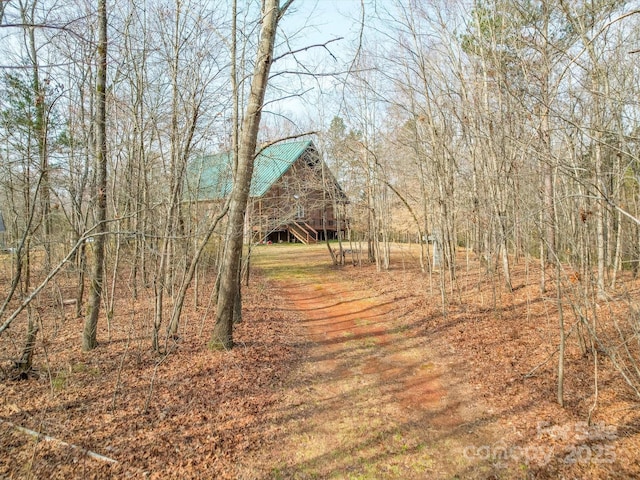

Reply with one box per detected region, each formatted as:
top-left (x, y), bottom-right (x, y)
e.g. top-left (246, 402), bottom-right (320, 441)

top-left (1, 244), bottom-right (639, 479)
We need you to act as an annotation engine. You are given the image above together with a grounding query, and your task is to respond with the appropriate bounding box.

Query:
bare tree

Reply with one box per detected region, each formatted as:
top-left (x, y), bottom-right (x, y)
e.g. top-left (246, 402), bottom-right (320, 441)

top-left (150, 0), bottom-right (221, 349)
top-left (0, 0), bottom-right (65, 372)
top-left (82, 0), bottom-right (107, 351)
top-left (211, 0), bottom-right (294, 350)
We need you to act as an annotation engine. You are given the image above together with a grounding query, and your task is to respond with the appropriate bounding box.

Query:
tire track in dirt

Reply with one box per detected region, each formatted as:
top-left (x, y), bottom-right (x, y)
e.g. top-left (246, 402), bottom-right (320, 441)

top-left (240, 246), bottom-right (508, 479)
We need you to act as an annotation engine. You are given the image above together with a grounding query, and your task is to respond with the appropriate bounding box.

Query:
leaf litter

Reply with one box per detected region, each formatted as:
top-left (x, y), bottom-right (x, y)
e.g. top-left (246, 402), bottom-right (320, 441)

top-left (1, 243), bottom-right (639, 479)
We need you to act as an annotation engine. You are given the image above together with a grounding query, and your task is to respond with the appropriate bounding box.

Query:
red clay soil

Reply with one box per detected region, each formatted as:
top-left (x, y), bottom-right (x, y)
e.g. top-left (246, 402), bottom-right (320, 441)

top-left (240, 248), bottom-right (505, 479)
top-left (243, 244), bottom-right (640, 479)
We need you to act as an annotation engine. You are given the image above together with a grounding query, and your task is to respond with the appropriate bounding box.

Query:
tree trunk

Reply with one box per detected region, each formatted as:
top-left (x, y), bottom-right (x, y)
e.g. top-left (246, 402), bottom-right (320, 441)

top-left (211, 0), bottom-right (292, 350)
top-left (17, 236), bottom-right (36, 376)
top-left (168, 205), bottom-right (228, 336)
top-left (556, 259), bottom-right (565, 407)
top-left (541, 3), bottom-right (556, 283)
top-left (21, 0), bottom-right (52, 268)
top-left (83, 0), bottom-right (107, 351)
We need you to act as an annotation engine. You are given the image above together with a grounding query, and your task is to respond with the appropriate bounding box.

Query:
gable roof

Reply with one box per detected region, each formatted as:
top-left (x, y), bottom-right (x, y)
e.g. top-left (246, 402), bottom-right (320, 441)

top-left (187, 139), bottom-right (315, 201)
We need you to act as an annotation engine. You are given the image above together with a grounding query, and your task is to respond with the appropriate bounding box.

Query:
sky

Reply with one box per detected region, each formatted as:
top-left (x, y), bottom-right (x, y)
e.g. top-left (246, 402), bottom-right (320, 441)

top-left (272, 0), bottom-right (371, 127)
top-left (283, 0), bottom-right (365, 48)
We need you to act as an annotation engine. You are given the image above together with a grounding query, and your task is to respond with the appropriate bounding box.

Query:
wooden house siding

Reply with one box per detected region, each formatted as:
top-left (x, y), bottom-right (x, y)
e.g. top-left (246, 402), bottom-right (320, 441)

top-left (190, 140), bottom-right (346, 244)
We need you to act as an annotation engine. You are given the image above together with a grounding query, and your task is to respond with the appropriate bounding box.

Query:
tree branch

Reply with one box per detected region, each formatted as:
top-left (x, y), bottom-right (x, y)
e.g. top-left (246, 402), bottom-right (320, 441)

top-left (1, 420), bottom-right (117, 464)
top-left (273, 37), bottom-right (343, 63)
top-left (254, 131), bottom-right (318, 158)
top-left (278, 0), bottom-right (296, 20)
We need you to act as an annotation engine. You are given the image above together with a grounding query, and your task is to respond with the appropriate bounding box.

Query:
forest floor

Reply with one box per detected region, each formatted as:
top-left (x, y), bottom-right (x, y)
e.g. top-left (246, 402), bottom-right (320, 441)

top-left (1, 243), bottom-right (639, 479)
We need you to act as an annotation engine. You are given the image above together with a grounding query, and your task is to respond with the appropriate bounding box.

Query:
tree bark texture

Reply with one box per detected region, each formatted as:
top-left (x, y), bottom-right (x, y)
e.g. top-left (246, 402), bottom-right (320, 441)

top-left (211, 0), bottom-right (290, 349)
top-left (83, 0), bottom-right (108, 351)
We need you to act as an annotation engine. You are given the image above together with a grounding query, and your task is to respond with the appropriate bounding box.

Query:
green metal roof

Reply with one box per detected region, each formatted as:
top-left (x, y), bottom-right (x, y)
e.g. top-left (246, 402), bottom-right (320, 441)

top-left (186, 140), bottom-right (314, 201)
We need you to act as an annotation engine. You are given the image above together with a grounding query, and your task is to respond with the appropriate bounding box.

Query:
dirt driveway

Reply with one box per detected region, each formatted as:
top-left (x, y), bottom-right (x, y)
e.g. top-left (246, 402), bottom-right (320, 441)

top-left (242, 245), bottom-right (510, 479)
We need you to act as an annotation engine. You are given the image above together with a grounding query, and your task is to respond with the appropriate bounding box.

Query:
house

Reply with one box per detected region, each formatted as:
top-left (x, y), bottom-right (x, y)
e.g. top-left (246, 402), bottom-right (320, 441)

top-left (187, 139), bottom-right (347, 244)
